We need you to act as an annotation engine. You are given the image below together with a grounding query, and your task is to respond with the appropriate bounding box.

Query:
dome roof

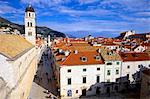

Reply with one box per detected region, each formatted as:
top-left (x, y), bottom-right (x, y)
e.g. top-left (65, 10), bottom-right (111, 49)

top-left (25, 5), bottom-right (35, 12)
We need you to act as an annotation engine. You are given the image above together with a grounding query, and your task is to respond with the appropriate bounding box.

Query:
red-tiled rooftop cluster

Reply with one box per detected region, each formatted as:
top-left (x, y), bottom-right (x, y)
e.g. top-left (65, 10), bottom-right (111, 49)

top-left (119, 52), bottom-right (150, 62)
top-left (52, 36), bottom-right (150, 66)
top-left (61, 51), bottom-right (104, 66)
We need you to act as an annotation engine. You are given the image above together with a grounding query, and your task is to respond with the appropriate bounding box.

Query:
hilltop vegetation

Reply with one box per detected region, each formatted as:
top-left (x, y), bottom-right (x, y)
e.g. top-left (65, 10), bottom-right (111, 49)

top-left (0, 16), bottom-right (66, 38)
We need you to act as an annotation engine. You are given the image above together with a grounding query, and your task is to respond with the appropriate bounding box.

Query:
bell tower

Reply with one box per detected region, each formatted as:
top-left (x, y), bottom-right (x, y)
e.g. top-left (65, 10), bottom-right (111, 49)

top-left (25, 5), bottom-right (36, 45)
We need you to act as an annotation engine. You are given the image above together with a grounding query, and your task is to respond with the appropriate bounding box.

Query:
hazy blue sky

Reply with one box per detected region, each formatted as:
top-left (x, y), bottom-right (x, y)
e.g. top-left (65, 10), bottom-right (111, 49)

top-left (0, 0), bottom-right (150, 37)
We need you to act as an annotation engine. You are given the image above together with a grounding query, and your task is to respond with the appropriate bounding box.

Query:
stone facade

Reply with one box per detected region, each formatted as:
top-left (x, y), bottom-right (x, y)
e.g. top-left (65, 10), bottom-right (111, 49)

top-left (25, 5), bottom-right (36, 45)
top-left (0, 47), bottom-right (37, 99)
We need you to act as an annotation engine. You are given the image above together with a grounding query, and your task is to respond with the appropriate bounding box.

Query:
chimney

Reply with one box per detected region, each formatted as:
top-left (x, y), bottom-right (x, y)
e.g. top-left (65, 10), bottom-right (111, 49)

top-left (61, 58), bottom-right (66, 61)
top-left (97, 49), bottom-right (101, 53)
top-left (65, 50), bottom-right (70, 56)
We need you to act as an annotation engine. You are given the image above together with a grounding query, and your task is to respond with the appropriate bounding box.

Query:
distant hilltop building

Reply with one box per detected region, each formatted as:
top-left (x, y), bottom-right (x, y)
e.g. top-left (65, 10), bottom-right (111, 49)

top-left (25, 5), bottom-right (36, 45)
top-left (120, 30), bottom-right (135, 39)
top-left (0, 24), bottom-right (21, 35)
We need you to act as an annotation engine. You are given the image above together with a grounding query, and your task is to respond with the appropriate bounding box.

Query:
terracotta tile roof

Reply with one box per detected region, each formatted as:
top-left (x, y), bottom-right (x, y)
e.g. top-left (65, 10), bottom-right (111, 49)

top-left (102, 43), bottom-right (119, 46)
top-left (145, 48), bottom-right (150, 55)
top-left (123, 45), bottom-right (132, 49)
top-left (61, 51), bottom-right (104, 66)
top-left (119, 52), bottom-right (150, 62)
top-left (100, 48), bottom-right (122, 61)
top-left (0, 34), bottom-right (33, 59)
top-left (141, 43), bottom-right (150, 46)
top-left (53, 42), bottom-right (101, 52)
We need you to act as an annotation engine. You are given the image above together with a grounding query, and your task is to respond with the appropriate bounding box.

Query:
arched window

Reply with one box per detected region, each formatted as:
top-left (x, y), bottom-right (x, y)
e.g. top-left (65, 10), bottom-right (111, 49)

top-left (27, 22), bottom-right (30, 27)
top-left (29, 13), bottom-right (30, 17)
top-left (30, 22), bottom-right (32, 27)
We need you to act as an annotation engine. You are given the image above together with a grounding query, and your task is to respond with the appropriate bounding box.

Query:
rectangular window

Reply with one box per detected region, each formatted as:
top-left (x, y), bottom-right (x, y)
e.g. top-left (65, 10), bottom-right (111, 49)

top-left (68, 78), bottom-right (71, 85)
top-left (97, 68), bottom-right (100, 71)
top-left (83, 77), bottom-right (86, 83)
top-left (107, 79), bottom-right (110, 82)
top-left (116, 69), bottom-right (119, 75)
top-left (27, 22), bottom-right (30, 27)
top-left (116, 62), bottom-right (119, 65)
top-left (96, 75), bottom-right (100, 83)
top-left (107, 70), bottom-right (111, 75)
top-left (138, 65), bottom-right (141, 68)
top-left (67, 69), bottom-right (71, 73)
top-left (83, 68), bottom-right (86, 72)
top-left (106, 62), bottom-right (112, 65)
top-left (76, 90), bottom-right (78, 93)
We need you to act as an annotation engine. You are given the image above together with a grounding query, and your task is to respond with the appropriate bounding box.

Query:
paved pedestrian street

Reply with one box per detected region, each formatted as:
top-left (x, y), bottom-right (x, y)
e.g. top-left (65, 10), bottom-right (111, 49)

top-left (28, 49), bottom-right (58, 99)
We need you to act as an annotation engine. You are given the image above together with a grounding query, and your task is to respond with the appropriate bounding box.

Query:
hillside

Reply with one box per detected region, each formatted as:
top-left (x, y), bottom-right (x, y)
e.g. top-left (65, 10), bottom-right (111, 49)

top-left (0, 16), bottom-right (66, 38)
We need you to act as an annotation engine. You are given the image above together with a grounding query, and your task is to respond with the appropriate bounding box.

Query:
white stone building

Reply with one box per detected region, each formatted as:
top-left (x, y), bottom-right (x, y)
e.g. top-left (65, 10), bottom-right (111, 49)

top-left (57, 48), bottom-right (150, 98)
top-left (133, 45), bottom-right (145, 52)
top-left (59, 49), bottom-right (123, 98)
top-left (120, 30), bottom-right (135, 39)
top-left (60, 51), bottom-right (105, 98)
top-left (101, 44), bottom-right (120, 51)
top-left (119, 52), bottom-right (150, 82)
top-left (0, 34), bottom-right (37, 99)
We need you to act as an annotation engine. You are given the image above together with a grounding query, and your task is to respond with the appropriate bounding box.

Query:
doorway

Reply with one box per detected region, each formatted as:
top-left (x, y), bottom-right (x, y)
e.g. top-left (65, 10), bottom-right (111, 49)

top-left (96, 87), bottom-right (100, 95)
top-left (82, 89), bottom-right (86, 96)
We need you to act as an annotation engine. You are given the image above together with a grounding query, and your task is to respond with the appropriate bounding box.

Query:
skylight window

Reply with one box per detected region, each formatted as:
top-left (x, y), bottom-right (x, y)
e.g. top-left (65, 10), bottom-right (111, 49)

top-left (80, 57), bottom-right (87, 62)
top-left (94, 55), bottom-right (101, 61)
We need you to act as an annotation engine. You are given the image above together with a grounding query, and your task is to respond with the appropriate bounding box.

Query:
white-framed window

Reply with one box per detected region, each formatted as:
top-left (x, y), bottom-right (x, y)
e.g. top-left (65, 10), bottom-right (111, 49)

top-left (80, 57), bottom-right (87, 62)
top-left (83, 76), bottom-right (86, 83)
top-left (107, 62), bottom-right (112, 65)
top-left (116, 62), bottom-right (119, 65)
top-left (107, 70), bottom-right (111, 75)
top-left (83, 68), bottom-right (86, 72)
top-left (116, 69), bottom-right (119, 75)
top-left (67, 69), bottom-right (71, 73)
top-left (30, 22), bottom-right (32, 27)
top-left (29, 13), bottom-right (31, 17)
top-left (96, 75), bottom-right (100, 83)
top-left (97, 67), bottom-right (100, 71)
top-left (27, 22), bottom-right (30, 27)
top-left (67, 78), bottom-right (71, 85)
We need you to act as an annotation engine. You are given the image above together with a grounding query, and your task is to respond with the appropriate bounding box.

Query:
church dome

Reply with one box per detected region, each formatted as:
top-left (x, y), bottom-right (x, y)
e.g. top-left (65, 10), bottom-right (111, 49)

top-left (25, 5), bottom-right (35, 12)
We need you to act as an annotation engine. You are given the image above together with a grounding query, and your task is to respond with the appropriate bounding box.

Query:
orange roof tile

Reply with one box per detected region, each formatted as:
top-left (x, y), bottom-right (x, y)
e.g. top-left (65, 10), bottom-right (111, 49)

top-left (119, 52), bottom-right (150, 62)
top-left (61, 51), bottom-right (104, 66)
top-left (53, 42), bottom-right (101, 52)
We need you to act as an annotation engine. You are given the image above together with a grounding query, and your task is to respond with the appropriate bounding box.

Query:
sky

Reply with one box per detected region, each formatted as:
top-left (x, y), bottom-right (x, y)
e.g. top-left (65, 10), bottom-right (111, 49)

top-left (0, 0), bottom-right (150, 37)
